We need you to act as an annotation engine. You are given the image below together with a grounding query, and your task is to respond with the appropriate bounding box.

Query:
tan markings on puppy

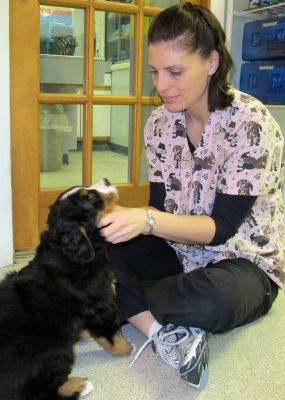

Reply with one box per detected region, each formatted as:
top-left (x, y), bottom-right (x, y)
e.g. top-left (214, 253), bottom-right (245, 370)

top-left (79, 188), bottom-right (89, 197)
top-left (80, 329), bottom-right (93, 341)
top-left (111, 279), bottom-right (116, 294)
top-left (95, 333), bottom-right (133, 357)
top-left (79, 225), bottom-right (87, 235)
top-left (102, 191), bottom-right (119, 214)
top-left (58, 377), bottom-right (88, 397)
top-left (97, 191), bottom-right (119, 222)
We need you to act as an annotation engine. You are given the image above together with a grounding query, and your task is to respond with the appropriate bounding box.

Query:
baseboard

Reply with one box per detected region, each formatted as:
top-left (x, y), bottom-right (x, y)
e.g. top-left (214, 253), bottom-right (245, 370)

top-left (76, 140), bottom-right (128, 155)
top-left (109, 143), bottom-right (128, 156)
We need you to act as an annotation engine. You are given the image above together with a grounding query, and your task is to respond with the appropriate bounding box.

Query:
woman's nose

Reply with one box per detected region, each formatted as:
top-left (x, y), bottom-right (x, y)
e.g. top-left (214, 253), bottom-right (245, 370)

top-left (153, 74), bottom-right (169, 93)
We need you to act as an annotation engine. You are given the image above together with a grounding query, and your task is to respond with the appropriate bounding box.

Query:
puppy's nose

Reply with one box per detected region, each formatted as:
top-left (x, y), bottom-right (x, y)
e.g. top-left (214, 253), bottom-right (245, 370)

top-left (103, 178), bottom-right (111, 186)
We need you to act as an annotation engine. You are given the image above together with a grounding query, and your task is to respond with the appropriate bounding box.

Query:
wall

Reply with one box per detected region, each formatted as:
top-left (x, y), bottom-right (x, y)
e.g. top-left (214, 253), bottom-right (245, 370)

top-left (211, 0), bottom-right (226, 27)
top-left (0, 0), bottom-right (14, 267)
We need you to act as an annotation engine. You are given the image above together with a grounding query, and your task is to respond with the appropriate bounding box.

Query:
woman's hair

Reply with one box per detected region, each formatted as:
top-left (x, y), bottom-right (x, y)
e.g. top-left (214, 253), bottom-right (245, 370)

top-left (148, 3), bottom-right (234, 111)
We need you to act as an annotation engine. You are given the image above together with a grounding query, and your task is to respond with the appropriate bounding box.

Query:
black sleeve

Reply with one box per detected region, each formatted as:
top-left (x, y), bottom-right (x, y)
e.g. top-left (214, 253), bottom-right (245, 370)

top-left (209, 193), bottom-right (257, 246)
top-left (149, 182), bottom-right (257, 245)
top-left (149, 182), bottom-right (166, 211)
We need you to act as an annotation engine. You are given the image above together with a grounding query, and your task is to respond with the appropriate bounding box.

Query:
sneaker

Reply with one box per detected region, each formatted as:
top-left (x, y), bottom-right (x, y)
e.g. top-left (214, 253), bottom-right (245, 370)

top-left (179, 328), bottom-right (209, 389)
top-left (151, 324), bottom-right (189, 368)
top-left (130, 324), bottom-right (209, 389)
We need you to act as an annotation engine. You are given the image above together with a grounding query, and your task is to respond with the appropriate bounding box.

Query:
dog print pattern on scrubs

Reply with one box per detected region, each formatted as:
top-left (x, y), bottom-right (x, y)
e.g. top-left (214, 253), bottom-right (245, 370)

top-left (144, 89), bottom-right (285, 289)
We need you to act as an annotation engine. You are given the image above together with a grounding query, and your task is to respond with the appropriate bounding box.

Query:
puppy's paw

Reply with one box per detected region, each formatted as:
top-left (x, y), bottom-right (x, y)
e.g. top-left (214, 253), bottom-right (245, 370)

top-left (95, 333), bottom-right (135, 357)
top-left (79, 329), bottom-right (94, 343)
top-left (58, 377), bottom-right (94, 398)
top-left (80, 380), bottom-right (94, 398)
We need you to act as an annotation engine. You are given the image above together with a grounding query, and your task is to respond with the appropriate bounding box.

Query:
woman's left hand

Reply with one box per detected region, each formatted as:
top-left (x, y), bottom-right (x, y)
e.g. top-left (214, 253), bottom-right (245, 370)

top-left (99, 206), bottom-right (147, 243)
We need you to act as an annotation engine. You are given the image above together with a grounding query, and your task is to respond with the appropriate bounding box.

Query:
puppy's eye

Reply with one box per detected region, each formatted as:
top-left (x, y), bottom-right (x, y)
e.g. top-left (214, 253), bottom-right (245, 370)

top-left (88, 192), bottom-right (104, 207)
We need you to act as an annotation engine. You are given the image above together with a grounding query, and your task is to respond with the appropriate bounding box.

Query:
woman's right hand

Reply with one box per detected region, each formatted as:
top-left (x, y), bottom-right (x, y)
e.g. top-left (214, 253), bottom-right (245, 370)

top-left (99, 206), bottom-right (148, 244)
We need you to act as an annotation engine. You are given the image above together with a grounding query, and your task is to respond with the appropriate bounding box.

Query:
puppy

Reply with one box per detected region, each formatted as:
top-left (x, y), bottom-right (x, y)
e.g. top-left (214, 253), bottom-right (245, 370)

top-left (0, 179), bottom-right (133, 400)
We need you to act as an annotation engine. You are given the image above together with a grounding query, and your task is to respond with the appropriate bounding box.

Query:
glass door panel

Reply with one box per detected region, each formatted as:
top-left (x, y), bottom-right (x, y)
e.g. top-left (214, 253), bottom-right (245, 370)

top-left (40, 104), bottom-right (83, 188)
top-left (40, 6), bottom-right (85, 93)
top-left (142, 16), bottom-right (153, 96)
top-left (95, 11), bottom-right (134, 95)
top-left (92, 104), bottom-right (132, 184)
top-left (144, 0), bottom-right (178, 6)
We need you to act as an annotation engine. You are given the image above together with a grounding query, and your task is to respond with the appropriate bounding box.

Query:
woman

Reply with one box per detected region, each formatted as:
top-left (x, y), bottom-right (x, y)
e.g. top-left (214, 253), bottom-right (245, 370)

top-left (99, 3), bottom-right (284, 389)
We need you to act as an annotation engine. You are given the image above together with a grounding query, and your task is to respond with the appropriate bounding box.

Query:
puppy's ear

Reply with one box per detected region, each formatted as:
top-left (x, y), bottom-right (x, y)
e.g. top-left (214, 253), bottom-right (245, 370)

top-left (47, 189), bottom-right (99, 263)
top-left (60, 223), bottom-right (95, 264)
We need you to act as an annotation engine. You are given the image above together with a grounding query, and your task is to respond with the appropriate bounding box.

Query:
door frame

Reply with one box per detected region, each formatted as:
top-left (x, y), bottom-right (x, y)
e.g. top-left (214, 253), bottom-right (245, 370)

top-left (10, 0), bottom-right (210, 250)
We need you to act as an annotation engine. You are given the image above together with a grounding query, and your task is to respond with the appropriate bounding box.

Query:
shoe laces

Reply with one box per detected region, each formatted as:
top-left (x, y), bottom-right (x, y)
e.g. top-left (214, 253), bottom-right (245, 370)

top-left (130, 326), bottom-right (191, 368)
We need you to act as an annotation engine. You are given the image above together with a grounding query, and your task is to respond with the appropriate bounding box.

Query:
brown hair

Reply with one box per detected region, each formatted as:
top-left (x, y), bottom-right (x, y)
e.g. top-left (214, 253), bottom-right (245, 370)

top-left (148, 3), bottom-right (234, 112)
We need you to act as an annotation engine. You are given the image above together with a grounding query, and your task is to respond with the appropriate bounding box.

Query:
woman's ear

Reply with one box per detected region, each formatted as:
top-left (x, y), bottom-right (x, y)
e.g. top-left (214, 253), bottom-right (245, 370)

top-left (208, 50), bottom-right (219, 76)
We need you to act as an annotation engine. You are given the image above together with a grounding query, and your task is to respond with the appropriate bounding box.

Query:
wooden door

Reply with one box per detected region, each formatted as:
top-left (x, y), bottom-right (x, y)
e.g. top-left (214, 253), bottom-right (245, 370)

top-left (10, 0), bottom-right (209, 251)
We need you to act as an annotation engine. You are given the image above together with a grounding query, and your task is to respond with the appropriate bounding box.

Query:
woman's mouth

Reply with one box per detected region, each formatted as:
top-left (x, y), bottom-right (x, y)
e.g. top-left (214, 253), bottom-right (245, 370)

top-left (162, 95), bottom-right (179, 104)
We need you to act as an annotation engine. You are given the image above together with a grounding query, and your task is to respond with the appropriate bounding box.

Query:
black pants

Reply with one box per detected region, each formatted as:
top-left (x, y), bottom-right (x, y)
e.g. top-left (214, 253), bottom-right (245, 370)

top-left (109, 235), bottom-right (279, 333)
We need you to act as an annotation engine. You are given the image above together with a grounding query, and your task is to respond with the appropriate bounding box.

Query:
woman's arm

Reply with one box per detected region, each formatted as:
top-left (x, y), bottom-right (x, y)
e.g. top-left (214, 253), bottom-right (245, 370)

top-left (99, 206), bottom-right (216, 245)
top-left (145, 210), bottom-right (216, 244)
top-left (99, 189), bottom-right (256, 245)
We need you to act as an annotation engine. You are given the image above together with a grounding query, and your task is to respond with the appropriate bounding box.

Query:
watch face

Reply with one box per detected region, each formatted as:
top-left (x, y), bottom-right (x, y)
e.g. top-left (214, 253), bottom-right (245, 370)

top-left (146, 209), bottom-right (155, 228)
top-left (149, 216), bottom-right (155, 227)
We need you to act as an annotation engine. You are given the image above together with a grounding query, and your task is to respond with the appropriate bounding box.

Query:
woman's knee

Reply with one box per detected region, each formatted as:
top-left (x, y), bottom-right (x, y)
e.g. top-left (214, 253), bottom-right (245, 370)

top-left (188, 290), bottom-right (237, 333)
top-left (189, 281), bottom-right (278, 333)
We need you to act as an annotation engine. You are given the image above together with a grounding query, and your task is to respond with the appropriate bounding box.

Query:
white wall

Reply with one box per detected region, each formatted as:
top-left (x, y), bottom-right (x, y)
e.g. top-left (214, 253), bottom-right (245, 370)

top-left (211, 0), bottom-right (226, 27)
top-left (0, 0), bottom-right (14, 267)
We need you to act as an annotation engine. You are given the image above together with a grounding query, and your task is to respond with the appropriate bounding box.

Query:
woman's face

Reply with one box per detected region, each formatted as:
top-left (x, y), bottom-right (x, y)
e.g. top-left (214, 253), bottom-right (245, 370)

top-left (148, 41), bottom-right (219, 114)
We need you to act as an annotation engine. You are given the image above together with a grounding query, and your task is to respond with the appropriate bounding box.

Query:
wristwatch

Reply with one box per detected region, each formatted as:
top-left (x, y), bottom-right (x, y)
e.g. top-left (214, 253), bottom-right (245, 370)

top-left (145, 208), bottom-right (156, 235)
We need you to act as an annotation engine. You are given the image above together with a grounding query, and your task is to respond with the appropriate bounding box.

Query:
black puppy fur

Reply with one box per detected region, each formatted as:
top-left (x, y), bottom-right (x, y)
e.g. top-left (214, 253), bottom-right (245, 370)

top-left (0, 185), bottom-right (129, 400)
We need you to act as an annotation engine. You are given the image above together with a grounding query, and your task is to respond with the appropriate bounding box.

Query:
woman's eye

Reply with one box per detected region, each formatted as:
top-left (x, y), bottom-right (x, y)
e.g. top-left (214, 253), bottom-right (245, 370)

top-left (170, 71), bottom-right (182, 76)
top-left (149, 69), bottom-right (182, 76)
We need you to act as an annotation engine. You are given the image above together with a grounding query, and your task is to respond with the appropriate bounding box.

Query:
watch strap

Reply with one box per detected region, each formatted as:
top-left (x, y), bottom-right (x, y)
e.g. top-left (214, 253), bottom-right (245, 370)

top-left (145, 208), bottom-right (156, 235)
